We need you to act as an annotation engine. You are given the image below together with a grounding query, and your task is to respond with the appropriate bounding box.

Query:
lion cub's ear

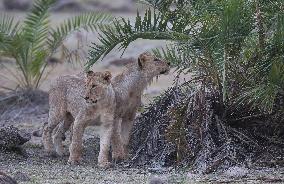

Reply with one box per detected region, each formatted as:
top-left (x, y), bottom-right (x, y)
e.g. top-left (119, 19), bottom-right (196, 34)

top-left (138, 52), bottom-right (151, 69)
top-left (86, 70), bottom-right (94, 77)
top-left (103, 71), bottom-right (112, 83)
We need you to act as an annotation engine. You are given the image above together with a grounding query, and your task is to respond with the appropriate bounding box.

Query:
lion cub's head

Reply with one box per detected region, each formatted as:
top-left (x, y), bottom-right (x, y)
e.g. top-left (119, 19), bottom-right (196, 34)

top-left (84, 71), bottom-right (113, 105)
top-left (137, 52), bottom-right (171, 77)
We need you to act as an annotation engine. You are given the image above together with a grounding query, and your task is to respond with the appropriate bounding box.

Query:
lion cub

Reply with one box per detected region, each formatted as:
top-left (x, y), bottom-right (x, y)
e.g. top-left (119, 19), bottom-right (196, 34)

top-left (42, 71), bottom-right (115, 167)
top-left (111, 52), bottom-right (170, 160)
top-left (52, 52), bottom-right (171, 162)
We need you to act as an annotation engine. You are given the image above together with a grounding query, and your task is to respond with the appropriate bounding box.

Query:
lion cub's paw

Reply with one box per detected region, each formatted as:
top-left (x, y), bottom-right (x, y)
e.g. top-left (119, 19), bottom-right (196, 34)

top-left (112, 155), bottom-right (126, 165)
top-left (112, 152), bottom-right (129, 162)
top-left (98, 161), bottom-right (112, 168)
top-left (67, 159), bottom-right (82, 165)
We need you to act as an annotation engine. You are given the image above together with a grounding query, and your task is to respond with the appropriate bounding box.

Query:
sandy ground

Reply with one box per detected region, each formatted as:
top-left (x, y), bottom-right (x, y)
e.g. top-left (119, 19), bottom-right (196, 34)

top-left (1, 143), bottom-right (283, 184)
top-left (0, 137), bottom-right (186, 184)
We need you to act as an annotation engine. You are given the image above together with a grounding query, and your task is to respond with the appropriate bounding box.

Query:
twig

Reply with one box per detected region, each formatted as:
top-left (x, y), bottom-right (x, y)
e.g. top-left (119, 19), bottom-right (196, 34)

top-left (230, 128), bottom-right (260, 148)
top-left (230, 114), bottom-right (265, 122)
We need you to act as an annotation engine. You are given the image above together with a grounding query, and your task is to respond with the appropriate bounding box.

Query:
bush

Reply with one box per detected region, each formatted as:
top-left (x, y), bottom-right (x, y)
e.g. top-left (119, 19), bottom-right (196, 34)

top-left (129, 82), bottom-right (284, 172)
top-left (0, 0), bottom-right (113, 90)
top-left (87, 0), bottom-right (284, 114)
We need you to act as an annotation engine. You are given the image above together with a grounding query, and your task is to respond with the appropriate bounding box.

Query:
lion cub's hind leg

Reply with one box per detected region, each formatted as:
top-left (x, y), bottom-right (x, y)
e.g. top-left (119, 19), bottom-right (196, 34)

top-left (53, 113), bottom-right (74, 156)
top-left (111, 117), bottom-right (125, 163)
top-left (42, 110), bottom-right (64, 156)
top-left (120, 111), bottom-right (136, 159)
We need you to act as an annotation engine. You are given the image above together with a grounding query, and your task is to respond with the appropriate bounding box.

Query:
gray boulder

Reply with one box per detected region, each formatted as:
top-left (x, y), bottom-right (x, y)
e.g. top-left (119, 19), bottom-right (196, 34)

top-left (0, 126), bottom-right (31, 152)
top-left (148, 176), bottom-right (167, 184)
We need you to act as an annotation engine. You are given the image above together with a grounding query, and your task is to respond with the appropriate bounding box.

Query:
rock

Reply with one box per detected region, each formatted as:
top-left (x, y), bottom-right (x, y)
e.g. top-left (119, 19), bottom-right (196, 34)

top-left (46, 57), bottom-right (62, 66)
top-left (3, 0), bottom-right (31, 11)
top-left (32, 129), bottom-right (42, 138)
top-left (0, 171), bottom-right (18, 184)
top-left (13, 172), bottom-right (30, 182)
top-left (32, 122), bottom-right (47, 137)
top-left (148, 176), bottom-right (167, 184)
top-left (0, 126), bottom-right (31, 151)
top-left (224, 166), bottom-right (249, 178)
top-left (32, 122), bottom-right (66, 141)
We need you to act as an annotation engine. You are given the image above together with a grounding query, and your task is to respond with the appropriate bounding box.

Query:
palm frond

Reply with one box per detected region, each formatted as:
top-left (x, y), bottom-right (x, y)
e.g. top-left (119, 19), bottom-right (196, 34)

top-left (22, 0), bottom-right (54, 53)
top-left (0, 14), bottom-right (20, 53)
top-left (0, 14), bottom-right (20, 36)
top-left (13, 0), bottom-right (55, 88)
top-left (152, 46), bottom-right (181, 67)
top-left (237, 84), bottom-right (279, 113)
top-left (48, 12), bottom-right (114, 54)
top-left (0, 0), bottom-right (116, 90)
top-left (87, 9), bottom-right (190, 68)
top-left (272, 13), bottom-right (284, 49)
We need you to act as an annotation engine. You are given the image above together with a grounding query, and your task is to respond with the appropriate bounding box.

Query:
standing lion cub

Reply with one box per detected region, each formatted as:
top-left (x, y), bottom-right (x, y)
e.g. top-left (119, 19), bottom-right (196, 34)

top-left (110, 52), bottom-right (170, 160)
top-left (42, 71), bottom-right (115, 167)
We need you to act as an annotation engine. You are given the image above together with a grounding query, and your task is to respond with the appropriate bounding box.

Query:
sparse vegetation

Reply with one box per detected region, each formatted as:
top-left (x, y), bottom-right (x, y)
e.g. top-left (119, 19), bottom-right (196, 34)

top-left (0, 0), bottom-right (113, 90)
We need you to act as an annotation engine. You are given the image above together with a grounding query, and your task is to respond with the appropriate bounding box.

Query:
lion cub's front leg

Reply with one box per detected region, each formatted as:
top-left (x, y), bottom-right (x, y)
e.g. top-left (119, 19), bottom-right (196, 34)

top-left (68, 115), bottom-right (86, 164)
top-left (98, 114), bottom-right (114, 168)
top-left (111, 117), bottom-right (125, 162)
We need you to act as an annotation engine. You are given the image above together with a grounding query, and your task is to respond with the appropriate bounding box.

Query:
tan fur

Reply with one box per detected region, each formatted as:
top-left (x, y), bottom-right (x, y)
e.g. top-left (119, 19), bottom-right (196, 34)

top-left (53, 52), bottom-right (170, 161)
top-left (111, 52), bottom-right (170, 160)
top-left (42, 71), bottom-right (115, 167)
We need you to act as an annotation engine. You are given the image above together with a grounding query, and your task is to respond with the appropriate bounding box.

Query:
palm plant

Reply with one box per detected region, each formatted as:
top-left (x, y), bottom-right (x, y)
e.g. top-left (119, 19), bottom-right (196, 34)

top-left (87, 0), bottom-right (284, 114)
top-left (0, 0), bottom-right (113, 90)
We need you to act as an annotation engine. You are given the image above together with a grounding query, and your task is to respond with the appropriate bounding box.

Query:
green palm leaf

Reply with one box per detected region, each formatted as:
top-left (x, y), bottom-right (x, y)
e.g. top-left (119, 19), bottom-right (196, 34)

top-left (22, 0), bottom-right (54, 53)
top-left (0, 0), bottom-right (114, 90)
top-left (87, 9), bottom-right (190, 68)
top-left (0, 14), bottom-right (20, 36)
top-left (15, 0), bottom-right (55, 88)
top-left (0, 14), bottom-right (20, 53)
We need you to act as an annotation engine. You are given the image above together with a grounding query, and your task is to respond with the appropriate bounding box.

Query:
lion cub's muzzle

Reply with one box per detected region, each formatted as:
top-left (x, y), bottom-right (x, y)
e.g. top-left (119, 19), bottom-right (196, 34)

top-left (160, 70), bottom-right (168, 74)
top-left (160, 63), bottom-right (171, 75)
top-left (84, 96), bottom-right (98, 104)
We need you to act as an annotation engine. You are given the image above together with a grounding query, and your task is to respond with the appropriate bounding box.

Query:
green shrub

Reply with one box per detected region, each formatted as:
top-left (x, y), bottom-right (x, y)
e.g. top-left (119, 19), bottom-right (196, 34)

top-left (0, 0), bottom-right (113, 90)
top-left (87, 0), bottom-right (284, 114)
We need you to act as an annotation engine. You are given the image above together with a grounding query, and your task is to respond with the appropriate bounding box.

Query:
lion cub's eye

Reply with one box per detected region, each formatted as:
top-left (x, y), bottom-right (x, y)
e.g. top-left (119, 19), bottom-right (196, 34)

top-left (92, 84), bottom-right (97, 88)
